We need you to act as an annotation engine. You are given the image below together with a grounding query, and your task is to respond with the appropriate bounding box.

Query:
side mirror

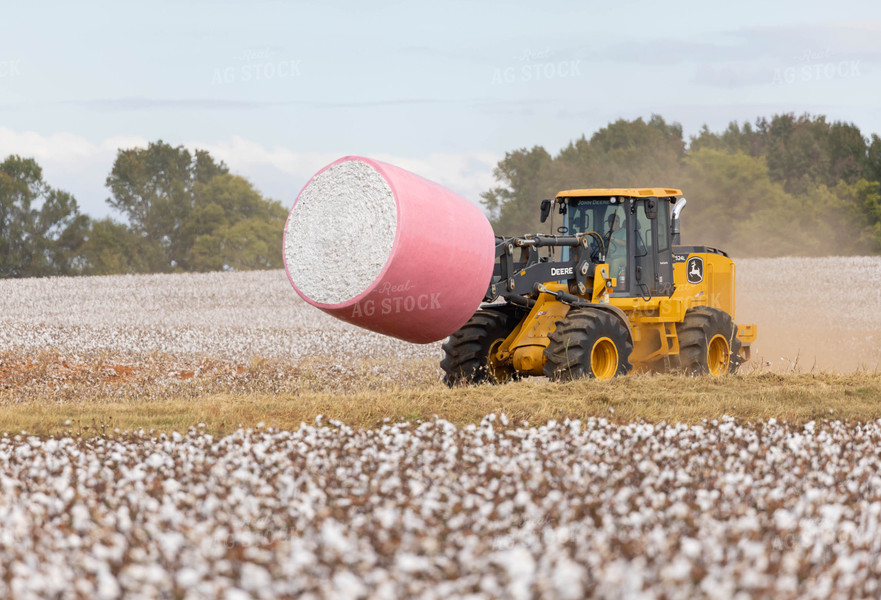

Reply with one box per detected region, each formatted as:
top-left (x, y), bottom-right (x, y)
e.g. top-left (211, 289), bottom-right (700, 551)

top-left (539, 199), bottom-right (552, 223)
top-left (644, 197), bottom-right (658, 219)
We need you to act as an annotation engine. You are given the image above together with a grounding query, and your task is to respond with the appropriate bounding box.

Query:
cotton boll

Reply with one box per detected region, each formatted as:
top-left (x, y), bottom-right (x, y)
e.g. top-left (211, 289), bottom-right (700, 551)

top-left (2, 412), bottom-right (881, 596)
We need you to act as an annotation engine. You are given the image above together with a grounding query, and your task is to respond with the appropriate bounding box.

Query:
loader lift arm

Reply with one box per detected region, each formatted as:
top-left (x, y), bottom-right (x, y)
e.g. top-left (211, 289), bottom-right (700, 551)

top-left (484, 232), bottom-right (607, 301)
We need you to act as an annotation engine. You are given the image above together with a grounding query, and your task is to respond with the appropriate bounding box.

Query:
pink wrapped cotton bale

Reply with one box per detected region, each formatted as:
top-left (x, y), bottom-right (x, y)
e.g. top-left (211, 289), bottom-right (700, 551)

top-left (283, 156), bottom-right (495, 343)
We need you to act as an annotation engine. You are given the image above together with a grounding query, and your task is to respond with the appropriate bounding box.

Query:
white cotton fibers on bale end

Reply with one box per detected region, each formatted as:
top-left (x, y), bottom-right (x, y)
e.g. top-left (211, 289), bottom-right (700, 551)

top-left (283, 156), bottom-right (495, 344)
top-left (285, 160), bottom-right (397, 305)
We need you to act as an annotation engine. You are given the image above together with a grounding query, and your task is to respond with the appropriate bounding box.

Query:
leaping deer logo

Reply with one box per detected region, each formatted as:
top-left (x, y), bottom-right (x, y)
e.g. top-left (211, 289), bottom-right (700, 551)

top-left (687, 257), bottom-right (704, 283)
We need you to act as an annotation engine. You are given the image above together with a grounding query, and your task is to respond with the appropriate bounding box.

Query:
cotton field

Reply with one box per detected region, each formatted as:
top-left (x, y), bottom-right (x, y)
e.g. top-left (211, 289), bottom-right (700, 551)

top-left (1, 257), bottom-right (880, 374)
top-left (2, 259), bottom-right (881, 598)
top-left (0, 269), bottom-right (439, 367)
top-left (2, 417), bottom-right (881, 599)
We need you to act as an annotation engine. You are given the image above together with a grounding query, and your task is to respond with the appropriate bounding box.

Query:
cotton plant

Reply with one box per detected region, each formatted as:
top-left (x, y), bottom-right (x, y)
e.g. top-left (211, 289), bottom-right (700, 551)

top-left (0, 270), bottom-right (442, 365)
top-left (1, 417), bottom-right (881, 598)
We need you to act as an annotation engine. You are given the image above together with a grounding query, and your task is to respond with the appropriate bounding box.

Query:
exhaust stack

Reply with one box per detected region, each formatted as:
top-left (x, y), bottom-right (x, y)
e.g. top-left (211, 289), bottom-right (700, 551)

top-left (671, 197), bottom-right (687, 245)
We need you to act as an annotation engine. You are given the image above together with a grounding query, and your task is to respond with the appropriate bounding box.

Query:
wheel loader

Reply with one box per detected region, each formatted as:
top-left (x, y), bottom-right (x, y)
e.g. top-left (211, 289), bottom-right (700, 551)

top-left (441, 188), bottom-right (757, 384)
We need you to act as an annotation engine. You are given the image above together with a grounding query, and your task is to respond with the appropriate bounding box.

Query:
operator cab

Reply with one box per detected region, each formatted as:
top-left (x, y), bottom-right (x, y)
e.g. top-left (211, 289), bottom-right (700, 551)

top-left (546, 188), bottom-right (682, 299)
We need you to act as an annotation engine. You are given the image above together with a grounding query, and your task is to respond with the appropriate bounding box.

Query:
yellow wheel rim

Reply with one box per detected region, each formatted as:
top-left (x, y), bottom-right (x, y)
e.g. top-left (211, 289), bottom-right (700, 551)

top-left (487, 338), bottom-right (512, 382)
top-left (707, 334), bottom-right (730, 376)
top-left (590, 337), bottom-right (618, 380)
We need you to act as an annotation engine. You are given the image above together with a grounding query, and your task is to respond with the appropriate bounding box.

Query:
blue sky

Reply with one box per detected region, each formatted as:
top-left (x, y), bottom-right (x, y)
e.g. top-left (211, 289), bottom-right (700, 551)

top-left (1, 0), bottom-right (879, 218)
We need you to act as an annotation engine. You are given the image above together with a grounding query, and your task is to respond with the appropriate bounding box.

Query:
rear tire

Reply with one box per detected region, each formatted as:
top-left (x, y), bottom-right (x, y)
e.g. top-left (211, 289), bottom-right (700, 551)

top-left (543, 308), bottom-right (633, 381)
top-left (441, 310), bottom-right (518, 386)
top-left (675, 307), bottom-right (741, 376)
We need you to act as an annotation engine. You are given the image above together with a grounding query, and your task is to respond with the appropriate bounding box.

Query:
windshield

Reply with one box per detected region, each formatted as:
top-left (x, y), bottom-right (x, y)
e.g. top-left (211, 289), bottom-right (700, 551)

top-left (566, 199), bottom-right (624, 242)
top-left (565, 198), bottom-right (629, 290)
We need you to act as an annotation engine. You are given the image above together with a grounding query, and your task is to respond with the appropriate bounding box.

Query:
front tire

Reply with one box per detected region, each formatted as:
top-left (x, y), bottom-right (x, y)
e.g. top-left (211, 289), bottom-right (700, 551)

top-left (441, 310), bottom-right (518, 386)
top-left (675, 307), bottom-right (742, 376)
top-left (543, 308), bottom-right (633, 381)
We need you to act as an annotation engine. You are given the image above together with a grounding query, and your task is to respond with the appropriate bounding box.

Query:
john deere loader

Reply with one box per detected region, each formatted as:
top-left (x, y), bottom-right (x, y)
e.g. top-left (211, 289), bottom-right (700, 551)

top-left (441, 189), bottom-right (757, 384)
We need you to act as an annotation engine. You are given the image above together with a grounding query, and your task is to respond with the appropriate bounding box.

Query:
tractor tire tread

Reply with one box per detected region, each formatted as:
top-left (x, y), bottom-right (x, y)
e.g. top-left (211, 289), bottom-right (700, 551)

top-left (542, 309), bottom-right (633, 381)
top-left (441, 310), bottom-right (517, 386)
top-left (674, 307), bottom-right (740, 375)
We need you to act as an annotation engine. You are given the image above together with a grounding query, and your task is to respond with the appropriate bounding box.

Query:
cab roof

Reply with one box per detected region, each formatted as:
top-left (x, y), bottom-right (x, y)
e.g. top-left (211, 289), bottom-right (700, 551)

top-left (555, 188), bottom-right (682, 199)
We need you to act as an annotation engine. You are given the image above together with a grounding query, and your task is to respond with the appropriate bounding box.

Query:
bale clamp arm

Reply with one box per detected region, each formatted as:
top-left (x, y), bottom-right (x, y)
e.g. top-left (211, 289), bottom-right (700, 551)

top-left (484, 233), bottom-right (603, 301)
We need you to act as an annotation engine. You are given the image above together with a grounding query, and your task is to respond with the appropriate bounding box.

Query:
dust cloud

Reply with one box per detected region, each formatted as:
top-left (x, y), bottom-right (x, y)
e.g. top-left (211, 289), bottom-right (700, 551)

top-left (736, 257), bottom-right (881, 373)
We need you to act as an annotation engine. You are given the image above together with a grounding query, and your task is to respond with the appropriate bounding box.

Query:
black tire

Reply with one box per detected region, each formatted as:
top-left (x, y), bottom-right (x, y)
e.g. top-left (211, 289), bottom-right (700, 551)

top-left (441, 310), bottom-right (518, 386)
top-left (542, 308), bottom-right (633, 381)
top-left (675, 307), bottom-right (742, 376)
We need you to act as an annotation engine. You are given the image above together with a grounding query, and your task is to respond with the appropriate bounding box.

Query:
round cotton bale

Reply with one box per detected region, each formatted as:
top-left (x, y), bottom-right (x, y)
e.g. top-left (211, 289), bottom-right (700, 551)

top-left (283, 156), bottom-right (496, 343)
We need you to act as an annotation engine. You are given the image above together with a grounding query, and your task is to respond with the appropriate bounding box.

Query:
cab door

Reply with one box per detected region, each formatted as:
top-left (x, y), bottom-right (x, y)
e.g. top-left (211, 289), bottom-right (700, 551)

top-left (633, 197), bottom-right (674, 297)
top-left (653, 198), bottom-right (674, 294)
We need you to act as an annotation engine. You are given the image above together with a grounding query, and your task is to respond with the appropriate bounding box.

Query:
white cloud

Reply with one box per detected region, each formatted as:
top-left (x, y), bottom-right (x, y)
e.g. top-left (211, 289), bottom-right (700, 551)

top-left (193, 135), bottom-right (500, 207)
top-left (0, 127), bottom-right (149, 164)
top-left (0, 127), bottom-right (150, 218)
top-left (0, 128), bottom-right (500, 218)
top-left (371, 151), bottom-right (500, 205)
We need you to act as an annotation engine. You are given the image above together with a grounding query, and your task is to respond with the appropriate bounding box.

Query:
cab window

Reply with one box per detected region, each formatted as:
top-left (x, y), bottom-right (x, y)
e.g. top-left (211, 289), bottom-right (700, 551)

top-left (657, 201), bottom-right (670, 252)
top-left (605, 205), bottom-right (628, 291)
top-left (634, 202), bottom-right (655, 295)
top-left (565, 199), bottom-right (630, 292)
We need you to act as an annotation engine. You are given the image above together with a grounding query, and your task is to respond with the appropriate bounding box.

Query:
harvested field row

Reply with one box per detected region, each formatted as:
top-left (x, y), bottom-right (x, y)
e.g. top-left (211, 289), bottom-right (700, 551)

top-left (1, 355), bottom-right (880, 434)
top-left (2, 257), bottom-right (881, 373)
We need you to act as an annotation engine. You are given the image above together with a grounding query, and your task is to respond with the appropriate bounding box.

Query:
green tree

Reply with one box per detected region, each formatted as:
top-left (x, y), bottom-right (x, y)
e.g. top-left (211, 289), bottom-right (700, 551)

top-left (554, 115), bottom-right (685, 189)
top-left (481, 146), bottom-right (555, 236)
top-left (482, 116), bottom-right (686, 236)
top-left (102, 142), bottom-right (286, 273)
top-left (185, 174), bottom-right (287, 271)
top-left (677, 148), bottom-right (872, 257)
top-left (0, 155), bottom-right (89, 277)
top-left (189, 218), bottom-right (285, 271)
top-left (866, 134), bottom-right (881, 184)
top-left (833, 179), bottom-right (881, 253)
top-left (78, 218), bottom-right (165, 275)
top-left (692, 114), bottom-right (871, 194)
top-left (105, 141), bottom-right (229, 271)
top-left (680, 149), bottom-right (803, 256)
top-left (683, 113), bottom-right (881, 255)
top-left (690, 121), bottom-right (763, 157)
top-left (483, 112), bottom-right (881, 258)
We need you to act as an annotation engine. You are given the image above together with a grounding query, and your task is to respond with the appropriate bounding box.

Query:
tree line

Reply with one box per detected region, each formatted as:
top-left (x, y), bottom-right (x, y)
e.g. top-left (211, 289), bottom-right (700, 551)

top-left (3, 114), bottom-right (881, 278)
top-left (0, 141), bottom-right (287, 278)
top-left (483, 114), bottom-right (881, 256)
